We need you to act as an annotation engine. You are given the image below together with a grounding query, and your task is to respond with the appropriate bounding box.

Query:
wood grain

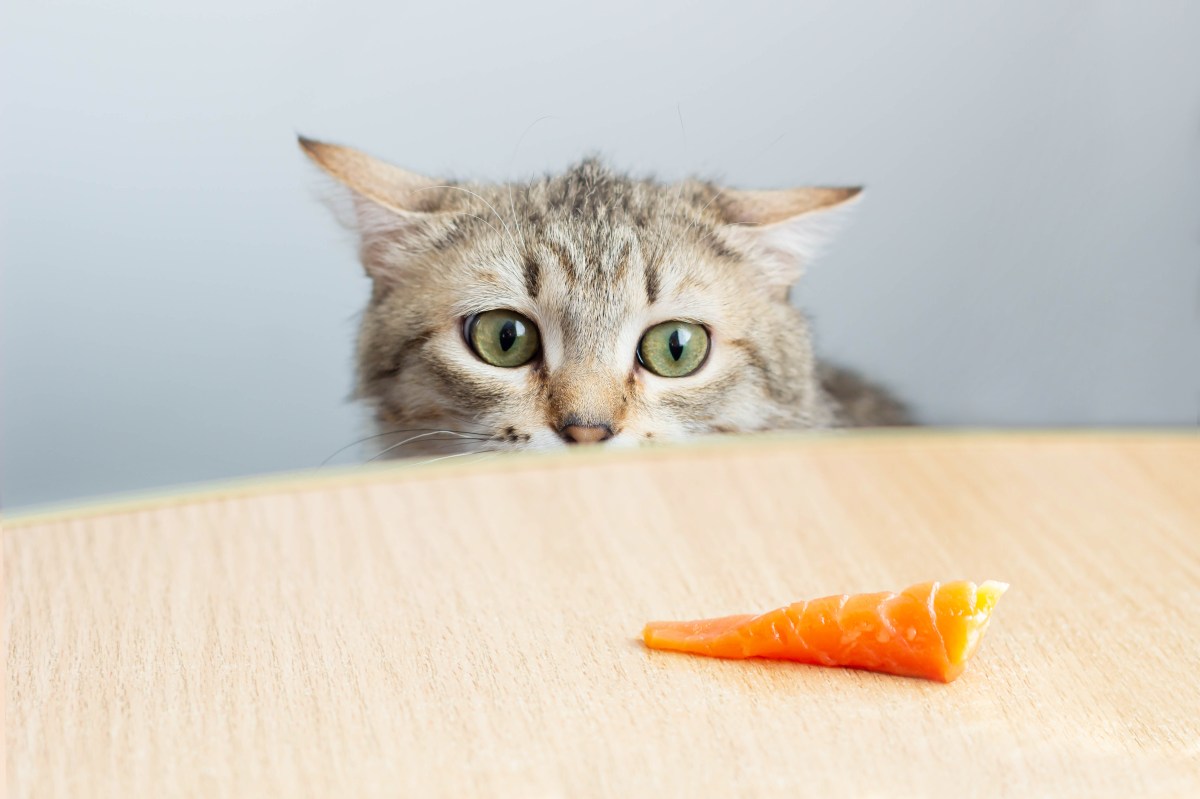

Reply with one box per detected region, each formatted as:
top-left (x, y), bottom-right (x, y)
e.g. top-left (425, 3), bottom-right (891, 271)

top-left (5, 433), bottom-right (1200, 797)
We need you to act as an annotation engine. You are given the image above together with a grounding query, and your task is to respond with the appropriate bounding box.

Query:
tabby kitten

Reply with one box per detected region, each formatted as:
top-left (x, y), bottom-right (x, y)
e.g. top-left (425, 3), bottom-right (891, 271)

top-left (301, 137), bottom-right (908, 458)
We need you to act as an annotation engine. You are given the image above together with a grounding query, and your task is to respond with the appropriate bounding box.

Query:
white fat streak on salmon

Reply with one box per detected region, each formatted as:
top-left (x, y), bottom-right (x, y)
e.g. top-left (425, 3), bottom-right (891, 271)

top-left (737, 612), bottom-right (765, 657)
top-left (815, 597), bottom-right (843, 666)
top-left (868, 593), bottom-right (897, 668)
top-left (754, 606), bottom-right (800, 659)
top-left (768, 610), bottom-right (793, 654)
top-left (875, 592), bottom-right (903, 646)
top-left (787, 601), bottom-right (815, 661)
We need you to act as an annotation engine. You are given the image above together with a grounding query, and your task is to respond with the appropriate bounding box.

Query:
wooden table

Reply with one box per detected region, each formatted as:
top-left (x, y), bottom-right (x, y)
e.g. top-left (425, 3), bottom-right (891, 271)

top-left (5, 432), bottom-right (1200, 797)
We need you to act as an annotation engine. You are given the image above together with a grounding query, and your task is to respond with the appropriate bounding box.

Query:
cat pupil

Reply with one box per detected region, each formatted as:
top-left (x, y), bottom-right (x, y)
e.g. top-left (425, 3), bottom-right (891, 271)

top-left (669, 328), bottom-right (686, 361)
top-left (499, 320), bottom-right (518, 351)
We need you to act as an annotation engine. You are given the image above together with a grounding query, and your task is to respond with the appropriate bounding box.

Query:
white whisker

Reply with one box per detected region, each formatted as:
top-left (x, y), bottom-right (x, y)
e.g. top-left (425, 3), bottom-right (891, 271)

top-left (506, 116), bottom-right (555, 251)
top-left (412, 185), bottom-right (520, 250)
top-left (675, 103), bottom-right (688, 205)
top-left (417, 450), bottom-right (498, 468)
top-left (367, 430), bottom-right (491, 463)
top-left (508, 192), bottom-right (526, 251)
top-left (445, 211), bottom-right (504, 240)
top-left (320, 427), bottom-right (489, 466)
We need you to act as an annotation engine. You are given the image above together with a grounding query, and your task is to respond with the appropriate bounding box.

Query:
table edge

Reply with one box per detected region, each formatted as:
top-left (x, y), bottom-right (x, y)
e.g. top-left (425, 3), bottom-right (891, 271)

top-left (4, 427), bottom-right (1196, 530)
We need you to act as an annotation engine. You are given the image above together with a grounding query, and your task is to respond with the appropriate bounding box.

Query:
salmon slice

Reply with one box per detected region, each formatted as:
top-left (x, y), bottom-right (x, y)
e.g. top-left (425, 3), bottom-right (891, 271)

top-left (643, 580), bottom-right (1008, 683)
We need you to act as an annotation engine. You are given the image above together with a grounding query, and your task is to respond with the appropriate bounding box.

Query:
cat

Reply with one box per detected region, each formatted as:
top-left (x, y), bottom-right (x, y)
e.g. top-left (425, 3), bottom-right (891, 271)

top-left (301, 136), bottom-right (909, 459)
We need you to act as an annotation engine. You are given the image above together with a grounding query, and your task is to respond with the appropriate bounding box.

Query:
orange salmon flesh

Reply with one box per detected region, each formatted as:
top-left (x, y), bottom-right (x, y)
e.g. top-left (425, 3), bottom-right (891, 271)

top-left (642, 580), bottom-right (1008, 683)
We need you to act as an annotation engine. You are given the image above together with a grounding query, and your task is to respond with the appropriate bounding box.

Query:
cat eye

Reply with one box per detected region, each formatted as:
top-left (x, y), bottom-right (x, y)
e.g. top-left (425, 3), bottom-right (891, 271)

top-left (465, 309), bottom-right (541, 368)
top-left (637, 321), bottom-right (710, 378)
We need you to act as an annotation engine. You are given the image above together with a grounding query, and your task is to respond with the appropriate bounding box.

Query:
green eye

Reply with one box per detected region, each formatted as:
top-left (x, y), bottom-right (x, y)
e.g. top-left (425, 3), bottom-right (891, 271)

top-left (466, 310), bottom-right (541, 368)
top-left (637, 321), bottom-right (709, 377)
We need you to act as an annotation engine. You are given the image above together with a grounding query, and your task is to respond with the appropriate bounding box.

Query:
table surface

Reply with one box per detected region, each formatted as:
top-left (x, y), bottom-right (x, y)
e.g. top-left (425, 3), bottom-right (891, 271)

top-left (6, 432), bottom-right (1200, 797)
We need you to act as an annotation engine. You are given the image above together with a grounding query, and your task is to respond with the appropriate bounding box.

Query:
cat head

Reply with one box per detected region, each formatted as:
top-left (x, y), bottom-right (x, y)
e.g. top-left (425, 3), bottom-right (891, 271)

top-left (301, 137), bottom-right (861, 456)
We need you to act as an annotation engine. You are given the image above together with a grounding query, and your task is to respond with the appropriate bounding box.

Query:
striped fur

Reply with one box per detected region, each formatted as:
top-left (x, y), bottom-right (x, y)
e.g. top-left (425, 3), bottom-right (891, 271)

top-left (301, 138), bottom-right (909, 457)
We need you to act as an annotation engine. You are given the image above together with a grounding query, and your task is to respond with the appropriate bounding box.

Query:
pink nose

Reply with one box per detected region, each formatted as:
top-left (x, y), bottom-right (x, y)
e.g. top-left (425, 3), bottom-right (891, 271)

top-left (559, 424), bottom-right (613, 445)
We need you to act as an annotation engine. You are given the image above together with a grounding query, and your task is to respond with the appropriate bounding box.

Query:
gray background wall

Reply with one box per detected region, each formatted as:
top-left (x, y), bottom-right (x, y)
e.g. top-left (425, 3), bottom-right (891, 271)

top-left (3, 0), bottom-right (1198, 509)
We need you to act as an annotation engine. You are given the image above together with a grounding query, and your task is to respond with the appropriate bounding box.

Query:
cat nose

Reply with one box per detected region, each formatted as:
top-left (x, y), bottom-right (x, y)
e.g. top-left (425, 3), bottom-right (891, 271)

top-left (558, 423), bottom-right (614, 445)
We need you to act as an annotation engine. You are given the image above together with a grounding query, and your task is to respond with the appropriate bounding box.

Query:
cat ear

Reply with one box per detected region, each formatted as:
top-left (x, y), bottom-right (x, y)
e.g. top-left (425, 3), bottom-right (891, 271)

top-left (718, 186), bottom-right (863, 289)
top-left (298, 136), bottom-right (455, 281)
